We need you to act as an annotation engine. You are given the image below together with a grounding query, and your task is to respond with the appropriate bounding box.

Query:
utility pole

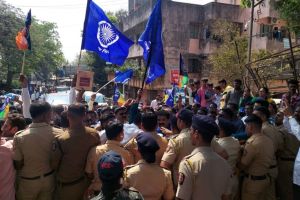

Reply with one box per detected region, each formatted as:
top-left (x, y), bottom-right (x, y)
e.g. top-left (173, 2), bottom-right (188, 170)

top-left (288, 30), bottom-right (298, 81)
top-left (247, 0), bottom-right (255, 66)
top-left (246, 0), bottom-right (265, 88)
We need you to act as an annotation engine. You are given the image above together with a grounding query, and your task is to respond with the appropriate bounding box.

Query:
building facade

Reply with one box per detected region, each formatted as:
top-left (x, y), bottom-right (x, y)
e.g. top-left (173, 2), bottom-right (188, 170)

top-left (117, 0), bottom-right (294, 101)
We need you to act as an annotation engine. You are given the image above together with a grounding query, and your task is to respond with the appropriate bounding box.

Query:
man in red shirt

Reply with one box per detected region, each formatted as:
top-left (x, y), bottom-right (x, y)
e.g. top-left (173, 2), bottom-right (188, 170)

top-left (197, 78), bottom-right (208, 108)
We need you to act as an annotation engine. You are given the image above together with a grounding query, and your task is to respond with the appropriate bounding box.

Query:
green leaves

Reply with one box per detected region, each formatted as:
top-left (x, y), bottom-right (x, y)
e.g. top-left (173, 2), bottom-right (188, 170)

top-left (274, 0), bottom-right (300, 34)
top-left (241, 0), bottom-right (300, 34)
top-left (208, 20), bottom-right (248, 82)
top-left (241, 0), bottom-right (252, 8)
top-left (0, 0), bottom-right (65, 88)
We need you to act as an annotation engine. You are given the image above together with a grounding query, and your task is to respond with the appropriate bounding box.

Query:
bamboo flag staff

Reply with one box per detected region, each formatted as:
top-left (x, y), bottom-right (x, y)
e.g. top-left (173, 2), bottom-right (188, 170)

top-left (16, 9), bottom-right (31, 74)
top-left (21, 51), bottom-right (26, 74)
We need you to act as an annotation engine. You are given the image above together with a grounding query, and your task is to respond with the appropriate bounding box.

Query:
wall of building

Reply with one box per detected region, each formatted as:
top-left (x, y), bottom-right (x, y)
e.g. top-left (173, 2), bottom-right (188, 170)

top-left (128, 0), bottom-right (150, 14)
top-left (162, 0), bottom-right (203, 86)
top-left (122, 0), bottom-right (250, 98)
top-left (121, 0), bottom-right (292, 99)
top-left (215, 0), bottom-right (241, 5)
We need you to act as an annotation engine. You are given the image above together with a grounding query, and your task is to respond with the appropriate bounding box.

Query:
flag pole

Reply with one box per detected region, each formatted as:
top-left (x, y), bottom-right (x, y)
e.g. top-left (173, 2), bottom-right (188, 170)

top-left (77, 50), bottom-right (82, 71)
top-left (141, 47), bottom-right (152, 91)
top-left (95, 77), bottom-right (117, 93)
top-left (21, 51), bottom-right (26, 74)
top-left (77, 0), bottom-right (91, 72)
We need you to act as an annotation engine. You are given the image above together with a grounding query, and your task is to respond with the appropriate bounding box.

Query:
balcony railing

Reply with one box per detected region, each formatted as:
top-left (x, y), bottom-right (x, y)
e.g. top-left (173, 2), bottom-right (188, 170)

top-left (252, 36), bottom-right (284, 51)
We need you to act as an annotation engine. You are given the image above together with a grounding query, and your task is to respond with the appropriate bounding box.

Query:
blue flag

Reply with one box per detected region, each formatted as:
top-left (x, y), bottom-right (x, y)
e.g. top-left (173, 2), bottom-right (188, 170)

top-left (166, 85), bottom-right (176, 107)
top-left (81, 0), bottom-right (134, 66)
top-left (115, 69), bottom-right (133, 84)
top-left (113, 85), bottom-right (120, 103)
top-left (138, 0), bottom-right (165, 84)
top-left (25, 9), bottom-right (31, 50)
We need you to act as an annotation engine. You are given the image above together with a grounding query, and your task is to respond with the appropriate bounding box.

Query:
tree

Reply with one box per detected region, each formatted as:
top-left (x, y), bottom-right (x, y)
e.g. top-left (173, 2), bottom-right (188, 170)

top-left (106, 12), bottom-right (118, 24)
top-left (208, 20), bottom-right (248, 83)
top-left (115, 9), bottom-right (128, 24)
top-left (78, 51), bottom-right (108, 85)
top-left (274, 0), bottom-right (300, 34)
top-left (240, 0), bottom-right (252, 8)
top-left (0, 0), bottom-right (23, 88)
top-left (25, 20), bottom-right (65, 81)
top-left (0, 0), bottom-right (65, 89)
top-left (241, 0), bottom-right (300, 34)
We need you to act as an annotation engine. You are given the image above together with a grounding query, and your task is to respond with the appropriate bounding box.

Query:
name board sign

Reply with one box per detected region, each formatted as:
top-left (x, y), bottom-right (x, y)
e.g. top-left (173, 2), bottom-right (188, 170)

top-left (76, 70), bottom-right (94, 91)
top-left (170, 69), bottom-right (179, 84)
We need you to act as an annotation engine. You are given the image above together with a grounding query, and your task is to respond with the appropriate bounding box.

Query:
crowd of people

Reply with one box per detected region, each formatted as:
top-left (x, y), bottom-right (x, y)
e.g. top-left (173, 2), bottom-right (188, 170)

top-left (1, 74), bottom-right (300, 200)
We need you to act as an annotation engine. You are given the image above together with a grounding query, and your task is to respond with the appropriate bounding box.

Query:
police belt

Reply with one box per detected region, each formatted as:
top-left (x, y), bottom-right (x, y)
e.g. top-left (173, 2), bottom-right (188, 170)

top-left (280, 157), bottom-right (295, 162)
top-left (21, 170), bottom-right (54, 180)
top-left (56, 176), bottom-right (85, 187)
top-left (244, 173), bottom-right (267, 181)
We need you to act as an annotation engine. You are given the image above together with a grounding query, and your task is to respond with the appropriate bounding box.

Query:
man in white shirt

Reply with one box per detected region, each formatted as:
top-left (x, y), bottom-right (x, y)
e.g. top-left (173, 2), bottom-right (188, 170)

top-left (184, 84), bottom-right (194, 106)
top-left (19, 75), bottom-right (31, 119)
top-left (121, 112), bottom-right (143, 145)
top-left (150, 95), bottom-right (161, 111)
top-left (283, 106), bottom-right (300, 199)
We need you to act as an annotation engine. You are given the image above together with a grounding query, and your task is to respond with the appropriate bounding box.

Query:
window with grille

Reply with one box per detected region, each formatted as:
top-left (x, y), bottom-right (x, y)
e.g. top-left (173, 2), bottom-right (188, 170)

top-left (188, 59), bottom-right (201, 73)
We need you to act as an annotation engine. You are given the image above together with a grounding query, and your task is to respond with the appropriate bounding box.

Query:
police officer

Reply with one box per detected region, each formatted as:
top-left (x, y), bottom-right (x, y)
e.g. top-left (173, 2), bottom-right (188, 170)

top-left (13, 102), bottom-right (63, 200)
top-left (91, 151), bottom-right (143, 200)
top-left (176, 115), bottom-right (232, 200)
top-left (51, 104), bottom-right (100, 200)
top-left (160, 109), bottom-right (194, 187)
top-left (253, 106), bottom-right (283, 200)
top-left (276, 110), bottom-right (300, 200)
top-left (216, 117), bottom-right (241, 199)
top-left (125, 112), bottom-right (168, 164)
top-left (85, 121), bottom-right (133, 196)
top-left (238, 115), bottom-right (275, 200)
top-left (124, 133), bottom-right (174, 200)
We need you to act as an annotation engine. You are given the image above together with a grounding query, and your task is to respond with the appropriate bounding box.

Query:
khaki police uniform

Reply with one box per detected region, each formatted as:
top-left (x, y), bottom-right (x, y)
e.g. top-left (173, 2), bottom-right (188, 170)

top-left (161, 128), bottom-right (194, 187)
top-left (51, 126), bottom-right (99, 200)
top-left (211, 136), bottom-right (229, 158)
top-left (13, 122), bottom-right (63, 200)
top-left (124, 132), bottom-right (168, 164)
top-left (85, 140), bottom-right (133, 192)
top-left (261, 122), bottom-right (283, 200)
top-left (176, 147), bottom-right (232, 200)
top-left (91, 187), bottom-right (144, 200)
top-left (216, 136), bottom-right (241, 199)
top-left (277, 125), bottom-right (300, 200)
top-left (240, 133), bottom-right (274, 200)
top-left (124, 160), bottom-right (174, 200)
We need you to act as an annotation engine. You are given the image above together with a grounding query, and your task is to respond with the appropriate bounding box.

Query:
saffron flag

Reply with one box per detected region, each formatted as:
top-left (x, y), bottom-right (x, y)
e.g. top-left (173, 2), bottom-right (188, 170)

top-left (81, 0), bottom-right (134, 66)
top-left (115, 69), bottom-right (133, 84)
top-left (16, 9), bottom-right (31, 50)
top-left (0, 98), bottom-right (10, 119)
top-left (178, 53), bottom-right (188, 88)
top-left (113, 85), bottom-right (125, 106)
top-left (138, 0), bottom-right (165, 84)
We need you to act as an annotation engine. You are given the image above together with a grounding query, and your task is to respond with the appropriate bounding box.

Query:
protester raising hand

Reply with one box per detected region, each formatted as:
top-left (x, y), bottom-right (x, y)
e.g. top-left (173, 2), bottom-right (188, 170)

top-left (19, 74), bottom-right (31, 118)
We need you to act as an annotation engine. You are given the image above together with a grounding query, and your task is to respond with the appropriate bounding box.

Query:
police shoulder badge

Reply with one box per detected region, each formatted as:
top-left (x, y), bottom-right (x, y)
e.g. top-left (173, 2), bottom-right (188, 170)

top-left (178, 172), bottom-right (185, 185)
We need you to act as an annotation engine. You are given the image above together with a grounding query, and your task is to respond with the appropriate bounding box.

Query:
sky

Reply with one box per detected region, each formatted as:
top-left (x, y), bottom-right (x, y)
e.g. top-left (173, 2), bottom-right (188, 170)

top-left (7, 0), bottom-right (213, 62)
